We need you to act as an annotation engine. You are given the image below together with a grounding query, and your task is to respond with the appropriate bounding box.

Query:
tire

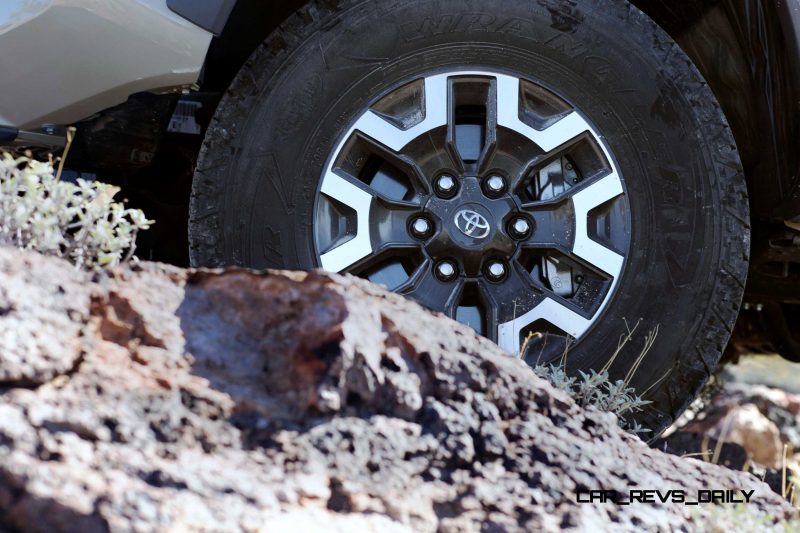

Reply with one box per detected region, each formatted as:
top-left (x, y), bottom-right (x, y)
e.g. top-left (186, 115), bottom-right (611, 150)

top-left (189, 0), bottom-right (750, 434)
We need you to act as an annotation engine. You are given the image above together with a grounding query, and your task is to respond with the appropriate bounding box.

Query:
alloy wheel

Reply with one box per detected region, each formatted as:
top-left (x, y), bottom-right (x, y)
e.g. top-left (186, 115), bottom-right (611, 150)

top-left (314, 70), bottom-right (630, 360)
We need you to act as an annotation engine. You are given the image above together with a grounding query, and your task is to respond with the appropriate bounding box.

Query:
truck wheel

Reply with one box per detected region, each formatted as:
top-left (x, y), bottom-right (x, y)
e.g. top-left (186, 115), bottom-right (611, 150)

top-left (189, 0), bottom-right (750, 433)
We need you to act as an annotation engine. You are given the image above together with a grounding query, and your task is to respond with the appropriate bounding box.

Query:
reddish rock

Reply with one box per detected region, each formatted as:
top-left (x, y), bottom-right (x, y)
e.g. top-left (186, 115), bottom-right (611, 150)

top-left (706, 405), bottom-right (784, 468)
top-left (0, 248), bottom-right (795, 532)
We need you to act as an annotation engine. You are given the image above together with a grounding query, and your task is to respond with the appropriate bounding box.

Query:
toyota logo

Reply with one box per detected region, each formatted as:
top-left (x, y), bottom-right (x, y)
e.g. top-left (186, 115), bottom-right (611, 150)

top-left (454, 209), bottom-right (491, 239)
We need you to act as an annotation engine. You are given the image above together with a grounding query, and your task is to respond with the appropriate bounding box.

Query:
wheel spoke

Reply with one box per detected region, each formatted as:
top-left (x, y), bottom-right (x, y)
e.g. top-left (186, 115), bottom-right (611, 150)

top-left (344, 132), bottom-right (431, 203)
top-left (477, 78), bottom-right (498, 174)
top-left (349, 74), bottom-right (448, 152)
top-left (444, 75), bottom-right (499, 174)
top-left (318, 171), bottom-right (374, 272)
top-left (496, 74), bottom-right (590, 153)
top-left (570, 172), bottom-right (625, 277)
top-left (371, 204), bottom-right (426, 253)
top-left (520, 202), bottom-right (575, 252)
top-left (444, 78), bottom-right (465, 175)
top-left (480, 260), bottom-right (540, 344)
top-left (497, 296), bottom-right (592, 354)
top-left (399, 264), bottom-right (464, 316)
top-left (518, 171), bottom-right (624, 278)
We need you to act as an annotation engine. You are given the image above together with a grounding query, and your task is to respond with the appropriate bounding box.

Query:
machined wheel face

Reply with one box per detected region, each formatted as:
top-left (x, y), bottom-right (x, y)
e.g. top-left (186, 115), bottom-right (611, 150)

top-left (314, 70), bottom-right (630, 358)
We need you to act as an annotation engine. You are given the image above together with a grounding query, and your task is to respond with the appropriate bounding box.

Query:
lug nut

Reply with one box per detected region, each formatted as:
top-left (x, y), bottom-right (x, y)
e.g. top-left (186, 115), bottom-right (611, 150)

top-left (485, 260), bottom-right (507, 282)
top-left (435, 174), bottom-right (457, 197)
top-left (434, 260), bottom-right (458, 282)
top-left (509, 217), bottom-right (532, 239)
top-left (410, 216), bottom-right (432, 239)
top-left (484, 175), bottom-right (505, 195)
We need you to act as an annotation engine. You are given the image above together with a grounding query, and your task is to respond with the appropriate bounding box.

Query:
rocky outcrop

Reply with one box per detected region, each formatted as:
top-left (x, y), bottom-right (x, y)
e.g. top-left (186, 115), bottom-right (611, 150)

top-left (0, 248), bottom-right (88, 385)
top-left (693, 404), bottom-right (784, 468)
top-left (659, 380), bottom-right (800, 500)
top-left (686, 382), bottom-right (800, 459)
top-left (0, 248), bottom-right (795, 532)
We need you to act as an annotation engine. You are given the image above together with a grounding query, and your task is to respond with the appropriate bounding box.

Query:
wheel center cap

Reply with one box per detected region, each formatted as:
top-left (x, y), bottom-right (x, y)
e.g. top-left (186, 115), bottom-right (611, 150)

top-left (454, 207), bottom-right (491, 239)
top-left (448, 202), bottom-right (496, 248)
top-left (423, 176), bottom-right (516, 275)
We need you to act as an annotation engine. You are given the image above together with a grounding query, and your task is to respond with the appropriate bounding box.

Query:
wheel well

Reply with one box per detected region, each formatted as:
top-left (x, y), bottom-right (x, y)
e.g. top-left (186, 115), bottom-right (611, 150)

top-left (201, 0), bottom-right (310, 93)
top-left (632, 0), bottom-right (800, 312)
top-left (632, 0), bottom-right (800, 223)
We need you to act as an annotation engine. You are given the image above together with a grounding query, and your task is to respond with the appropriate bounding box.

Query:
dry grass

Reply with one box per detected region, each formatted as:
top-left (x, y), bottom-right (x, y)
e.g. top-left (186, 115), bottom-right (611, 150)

top-left (525, 319), bottom-right (660, 435)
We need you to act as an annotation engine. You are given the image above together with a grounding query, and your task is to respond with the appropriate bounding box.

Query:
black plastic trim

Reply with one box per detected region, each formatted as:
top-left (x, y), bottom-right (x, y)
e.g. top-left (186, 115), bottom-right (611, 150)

top-left (167, 0), bottom-right (237, 35)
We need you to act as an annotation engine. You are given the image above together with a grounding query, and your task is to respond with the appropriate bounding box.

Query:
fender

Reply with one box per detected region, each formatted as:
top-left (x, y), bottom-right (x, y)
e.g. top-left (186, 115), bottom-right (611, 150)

top-left (632, 0), bottom-right (800, 220)
top-left (167, 0), bottom-right (237, 35)
top-left (0, 0), bottom-right (213, 129)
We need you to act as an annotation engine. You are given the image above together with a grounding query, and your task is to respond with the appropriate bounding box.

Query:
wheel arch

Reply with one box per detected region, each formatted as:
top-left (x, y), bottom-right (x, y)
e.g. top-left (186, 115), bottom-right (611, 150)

top-left (199, 0), bottom-right (311, 93)
top-left (631, 0), bottom-right (800, 223)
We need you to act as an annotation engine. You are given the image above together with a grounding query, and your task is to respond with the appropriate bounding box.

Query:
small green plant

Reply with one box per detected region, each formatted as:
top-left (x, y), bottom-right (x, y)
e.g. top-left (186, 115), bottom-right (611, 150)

top-left (527, 320), bottom-right (660, 435)
top-left (533, 363), bottom-right (652, 434)
top-left (0, 152), bottom-right (151, 270)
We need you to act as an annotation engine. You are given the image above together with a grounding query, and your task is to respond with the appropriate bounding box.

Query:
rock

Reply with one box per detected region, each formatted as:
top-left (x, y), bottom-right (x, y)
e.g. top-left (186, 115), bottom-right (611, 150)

top-left (0, 249), bottom-right (88, 385)
top-left (703, 404), bottom-right (784, 468)
top-left (676, 382), bottom-right (800, 468)
top-left (652, 432), bottom-right (750, 470)
top-left (659, 380), bottom-right (800, 499)
top-left (0, 247), bottom-right (796, 532)
top-left (716, 383), bottom-right (800, 450)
